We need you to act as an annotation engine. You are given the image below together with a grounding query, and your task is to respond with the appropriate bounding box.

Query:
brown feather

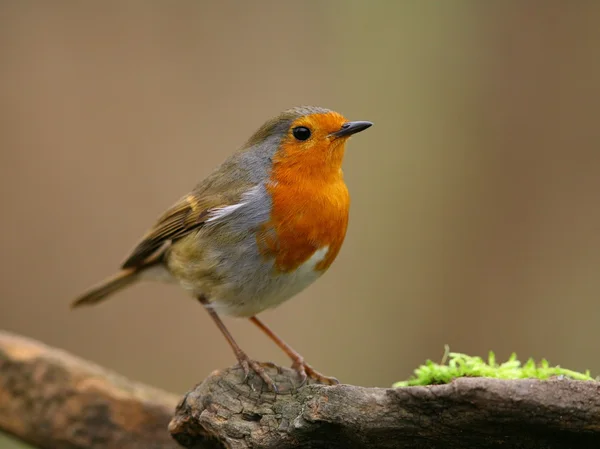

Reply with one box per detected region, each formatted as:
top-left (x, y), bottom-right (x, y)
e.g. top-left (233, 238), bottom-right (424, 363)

top-left (121, 194), bottom-right (211, 269)
top-left (71, 269), bottom-right (138, 308)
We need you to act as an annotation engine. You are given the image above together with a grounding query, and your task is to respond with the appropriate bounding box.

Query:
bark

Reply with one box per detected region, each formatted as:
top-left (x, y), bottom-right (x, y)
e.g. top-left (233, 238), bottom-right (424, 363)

top-left (171, 366), bottom-right (600, 449)
top-left (0, 331), bottom-right (219, 449)
top-left (1, 331), bottom-right (600, 449)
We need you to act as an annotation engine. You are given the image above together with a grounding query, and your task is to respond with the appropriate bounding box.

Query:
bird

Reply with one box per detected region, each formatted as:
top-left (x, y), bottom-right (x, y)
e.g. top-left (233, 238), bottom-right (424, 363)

top-left (71, 106), bottom-right (372, 392)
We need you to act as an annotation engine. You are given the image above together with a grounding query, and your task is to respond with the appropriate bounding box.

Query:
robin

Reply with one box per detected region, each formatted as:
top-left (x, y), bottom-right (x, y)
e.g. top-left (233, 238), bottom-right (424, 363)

top-left (71, 106), bottom-right (372, 391)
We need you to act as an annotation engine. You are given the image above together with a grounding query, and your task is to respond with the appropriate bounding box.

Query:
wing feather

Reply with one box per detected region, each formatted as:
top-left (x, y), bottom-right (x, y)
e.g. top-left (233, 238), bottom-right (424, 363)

top-left (121, 194), bottom-right (211, 269)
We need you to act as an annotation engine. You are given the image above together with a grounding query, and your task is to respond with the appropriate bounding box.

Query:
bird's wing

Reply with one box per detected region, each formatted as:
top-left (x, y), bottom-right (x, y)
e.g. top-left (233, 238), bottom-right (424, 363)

top-left (121, 193), bottom-right (214, 269)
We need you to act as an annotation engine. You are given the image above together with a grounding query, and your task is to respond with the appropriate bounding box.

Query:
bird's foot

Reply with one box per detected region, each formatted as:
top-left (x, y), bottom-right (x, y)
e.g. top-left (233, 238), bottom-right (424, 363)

top-left (291, 357), bottom-right (339, 387)
top-left (236, 353), bottom-right (279, 393)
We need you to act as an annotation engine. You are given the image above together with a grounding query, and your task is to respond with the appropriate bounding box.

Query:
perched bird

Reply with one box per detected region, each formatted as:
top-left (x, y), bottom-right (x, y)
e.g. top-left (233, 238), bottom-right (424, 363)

top-left (72, 106), bottom-right (372, 391)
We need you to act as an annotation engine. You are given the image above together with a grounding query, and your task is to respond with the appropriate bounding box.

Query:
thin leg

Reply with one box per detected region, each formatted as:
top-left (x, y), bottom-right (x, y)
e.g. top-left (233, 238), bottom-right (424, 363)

top-left (249, 316), bottom-right (339, 386)
top-left (197, 296), bottom-right (277, 392)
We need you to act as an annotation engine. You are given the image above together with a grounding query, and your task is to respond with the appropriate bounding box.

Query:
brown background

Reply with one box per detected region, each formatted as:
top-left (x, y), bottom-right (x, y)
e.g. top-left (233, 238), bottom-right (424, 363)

top-left (1, 1), bottom-right (600, 447)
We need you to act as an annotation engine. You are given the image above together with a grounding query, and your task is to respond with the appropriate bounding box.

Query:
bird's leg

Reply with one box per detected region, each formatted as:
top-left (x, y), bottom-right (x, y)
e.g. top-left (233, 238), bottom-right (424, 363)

top-left (197, 296), bottom-right (277, 393)
top-left (249, 316), bottom-right (339, 386)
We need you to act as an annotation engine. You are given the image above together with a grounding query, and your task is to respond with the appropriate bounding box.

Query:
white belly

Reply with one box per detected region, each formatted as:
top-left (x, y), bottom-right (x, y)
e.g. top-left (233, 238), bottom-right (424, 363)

top-left (209, 246), bottom-right (330, 317)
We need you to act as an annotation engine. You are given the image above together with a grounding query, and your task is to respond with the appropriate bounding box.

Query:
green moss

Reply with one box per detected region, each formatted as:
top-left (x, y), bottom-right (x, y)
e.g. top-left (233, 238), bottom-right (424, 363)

top-left (393, 346), bottom-right (595, 387)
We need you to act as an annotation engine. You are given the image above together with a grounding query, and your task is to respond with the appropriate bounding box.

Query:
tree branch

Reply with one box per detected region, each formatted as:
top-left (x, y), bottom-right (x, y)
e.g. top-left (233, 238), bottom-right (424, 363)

top-left (0, 330), bottom-right (218, 449)
top-left (170, 365), bottom-right (600, 449)
top-left (2, 330), bottom-right (600, 449)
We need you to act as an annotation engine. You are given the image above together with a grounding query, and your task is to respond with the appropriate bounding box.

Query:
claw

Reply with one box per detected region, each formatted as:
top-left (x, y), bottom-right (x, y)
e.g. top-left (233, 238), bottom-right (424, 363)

top-left (235, 353), bottom-right (278, 393)
top-left (248, 359), bottom-right (279, 393)
top-left (291, 360), bottom-right (308, 387)
top-left (262, 361), bottom-right (283, 374)
top-left (239, 359), bottom-right (251, 383)
top-left (292, 359), bottom-right (339, 386)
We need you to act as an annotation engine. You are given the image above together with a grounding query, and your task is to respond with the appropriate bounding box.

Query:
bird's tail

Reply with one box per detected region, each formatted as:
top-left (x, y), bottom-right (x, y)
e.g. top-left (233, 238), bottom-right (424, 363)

top-left (71, 269), bottom-right (139, 308)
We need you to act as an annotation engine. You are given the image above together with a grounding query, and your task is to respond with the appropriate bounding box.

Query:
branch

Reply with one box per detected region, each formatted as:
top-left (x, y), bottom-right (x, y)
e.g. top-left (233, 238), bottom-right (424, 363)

top-left (2, 331), bottom-right (600, 449)
top-left (170, 365), bottom-right (600, 449)
top-left (0, 331), bottom-right (210, 449)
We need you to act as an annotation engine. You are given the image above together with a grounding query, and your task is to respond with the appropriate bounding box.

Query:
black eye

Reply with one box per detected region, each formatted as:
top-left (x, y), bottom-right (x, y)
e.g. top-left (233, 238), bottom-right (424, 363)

top-left (292, 126), bottom-right (311, 141)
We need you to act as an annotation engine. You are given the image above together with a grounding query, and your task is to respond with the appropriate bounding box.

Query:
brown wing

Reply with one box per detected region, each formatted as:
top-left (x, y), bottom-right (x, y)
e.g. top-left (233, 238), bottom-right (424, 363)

top-left (121, 194), bottom-right (211, 269)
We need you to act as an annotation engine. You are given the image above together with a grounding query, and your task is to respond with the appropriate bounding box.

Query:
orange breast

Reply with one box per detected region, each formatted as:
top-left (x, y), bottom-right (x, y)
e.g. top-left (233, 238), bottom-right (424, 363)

top-left (257, 158), bottom-right (350, 273)
top-left (258, 175), bottom-right (350, 274)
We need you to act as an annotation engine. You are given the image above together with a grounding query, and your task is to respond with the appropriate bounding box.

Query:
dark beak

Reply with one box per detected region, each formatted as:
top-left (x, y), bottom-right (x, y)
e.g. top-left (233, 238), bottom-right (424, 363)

top-left (330, 120), bottom-right (373, 138)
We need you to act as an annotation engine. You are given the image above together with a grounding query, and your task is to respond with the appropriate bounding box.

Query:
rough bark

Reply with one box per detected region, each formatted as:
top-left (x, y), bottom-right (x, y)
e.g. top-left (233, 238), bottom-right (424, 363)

top-left (170, 365), bottom-right (600, 449)
top-left (2, 330), bottom-right (600, 449)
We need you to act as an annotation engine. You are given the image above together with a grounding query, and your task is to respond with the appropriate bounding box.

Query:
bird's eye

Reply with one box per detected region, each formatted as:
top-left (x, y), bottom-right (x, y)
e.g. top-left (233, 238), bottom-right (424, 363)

top-left (292, 126), bottom-right (311, 141)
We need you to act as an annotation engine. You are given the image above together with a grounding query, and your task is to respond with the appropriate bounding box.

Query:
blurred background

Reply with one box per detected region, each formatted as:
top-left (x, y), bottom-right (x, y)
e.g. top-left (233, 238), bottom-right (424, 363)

top-left (1, 1), bottom-right (600, 446)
